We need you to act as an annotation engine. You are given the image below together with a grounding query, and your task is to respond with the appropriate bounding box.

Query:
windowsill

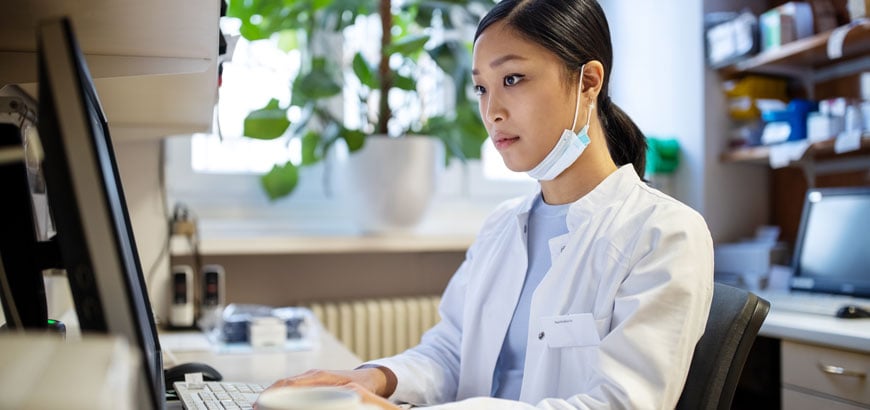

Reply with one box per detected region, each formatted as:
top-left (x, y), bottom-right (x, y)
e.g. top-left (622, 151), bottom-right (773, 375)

top-left (170, 233), bottom-right (474, 255)
top-left (168, 199), bottom-right (495, 256)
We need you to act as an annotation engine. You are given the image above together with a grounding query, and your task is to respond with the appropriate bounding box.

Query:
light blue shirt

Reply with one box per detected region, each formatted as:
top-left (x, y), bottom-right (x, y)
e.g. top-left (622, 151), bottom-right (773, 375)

top-left (491, 194), bottom-right (570, 400)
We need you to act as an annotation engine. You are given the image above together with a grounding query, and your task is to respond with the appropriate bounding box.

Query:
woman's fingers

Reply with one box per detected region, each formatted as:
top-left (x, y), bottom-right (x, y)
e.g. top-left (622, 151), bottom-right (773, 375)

top-left (265, 369), bottom-right (351, 391)
top-left (345, 383), bottom-right (401, 410)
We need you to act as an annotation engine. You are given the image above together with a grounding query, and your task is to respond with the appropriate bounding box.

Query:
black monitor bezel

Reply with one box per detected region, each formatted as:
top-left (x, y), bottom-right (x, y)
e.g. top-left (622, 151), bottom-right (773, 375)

top-left (37, 17), bottom-right (164, 408)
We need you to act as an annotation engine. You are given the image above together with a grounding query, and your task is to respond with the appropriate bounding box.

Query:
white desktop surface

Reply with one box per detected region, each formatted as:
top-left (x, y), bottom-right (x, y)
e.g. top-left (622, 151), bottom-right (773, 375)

top-left (160, 326), bottom-right (363, 386)
top-left (760, 309), bottom-right (870, 353)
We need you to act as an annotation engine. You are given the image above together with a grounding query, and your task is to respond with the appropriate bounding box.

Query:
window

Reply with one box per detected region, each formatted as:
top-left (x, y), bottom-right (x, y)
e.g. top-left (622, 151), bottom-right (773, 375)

top-left (164, 16), bottom-right (536, 237)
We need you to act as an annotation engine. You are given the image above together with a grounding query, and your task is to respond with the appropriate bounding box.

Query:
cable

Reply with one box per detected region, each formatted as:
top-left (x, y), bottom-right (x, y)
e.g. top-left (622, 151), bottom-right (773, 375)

top-left (170, 202), bottom-right (203, 316)
top-left (146, 140), bottom-right (172, 326)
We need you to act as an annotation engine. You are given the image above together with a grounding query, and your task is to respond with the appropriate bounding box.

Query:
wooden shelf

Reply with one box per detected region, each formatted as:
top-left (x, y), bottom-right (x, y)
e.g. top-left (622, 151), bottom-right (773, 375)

top-left (716, 21), bottom-right (870, 77)
top-left (0, 0), bottom-right (219, 141)
top-left (721, 135), bottom-right (870, 164)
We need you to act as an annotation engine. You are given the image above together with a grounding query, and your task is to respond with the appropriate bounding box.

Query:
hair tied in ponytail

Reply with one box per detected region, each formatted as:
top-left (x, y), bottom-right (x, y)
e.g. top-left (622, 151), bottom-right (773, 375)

top-left (600, 96), bottom-right (613, 111)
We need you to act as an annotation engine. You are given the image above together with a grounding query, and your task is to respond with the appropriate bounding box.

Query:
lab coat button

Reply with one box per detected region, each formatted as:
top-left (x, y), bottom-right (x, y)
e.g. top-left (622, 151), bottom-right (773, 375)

top-left (524, 225), bottom-right (528, 234)
top-left (560, 245), bottom-right (566, 253)
top-left (538, 331), bottom-right (545, 340)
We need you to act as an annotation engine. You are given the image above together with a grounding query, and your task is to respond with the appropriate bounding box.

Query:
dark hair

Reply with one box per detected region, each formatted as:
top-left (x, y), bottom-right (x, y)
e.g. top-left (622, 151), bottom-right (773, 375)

top-left (474, 0), bottom-right (646, 178)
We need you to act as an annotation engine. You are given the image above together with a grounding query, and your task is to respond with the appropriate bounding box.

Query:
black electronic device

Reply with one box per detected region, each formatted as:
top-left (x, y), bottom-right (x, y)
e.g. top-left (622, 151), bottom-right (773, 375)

top-left (170, 265), bottom-right (195, 328)
top-left (789, 187), bottom-right (870, 298)
top-left (164, 362), bottom-right (223, 389)
top-left (835, 304), bottom-right (870, 319)
top-left (201, 264), bottom-right (225, 311)
top-left (35, 17), bottom-right (164, 408)
top-left (0, 123), bottom-right (49, 330)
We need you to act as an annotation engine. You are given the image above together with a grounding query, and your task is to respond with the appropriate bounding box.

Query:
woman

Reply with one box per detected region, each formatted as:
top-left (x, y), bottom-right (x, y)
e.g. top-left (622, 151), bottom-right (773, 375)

top-left (267, 0), bottom-right (713, 408)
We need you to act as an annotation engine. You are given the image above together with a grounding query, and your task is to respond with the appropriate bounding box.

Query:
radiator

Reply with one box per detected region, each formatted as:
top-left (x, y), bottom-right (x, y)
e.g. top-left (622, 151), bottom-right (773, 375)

top-left (309, 296), bottom-right (441, 361)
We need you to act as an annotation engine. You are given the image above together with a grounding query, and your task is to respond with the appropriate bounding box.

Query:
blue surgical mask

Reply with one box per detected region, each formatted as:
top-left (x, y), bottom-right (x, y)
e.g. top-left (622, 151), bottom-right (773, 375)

top-left (526, 65), bottom-right (594, 181)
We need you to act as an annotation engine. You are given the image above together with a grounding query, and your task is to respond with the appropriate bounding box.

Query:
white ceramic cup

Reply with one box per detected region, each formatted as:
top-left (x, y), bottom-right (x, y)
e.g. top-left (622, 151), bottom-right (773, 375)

top-left (255, 386), bottom-right (376, 410)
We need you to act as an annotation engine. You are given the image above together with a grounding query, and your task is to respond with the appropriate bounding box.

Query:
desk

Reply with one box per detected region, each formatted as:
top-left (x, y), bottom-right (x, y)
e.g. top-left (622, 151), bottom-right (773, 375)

top-left (757, 309), bottom-right (870, 409)
top-left (159, 326), bottom-right (363, 386)
top-left (761, 310), bottom-right (870, 354)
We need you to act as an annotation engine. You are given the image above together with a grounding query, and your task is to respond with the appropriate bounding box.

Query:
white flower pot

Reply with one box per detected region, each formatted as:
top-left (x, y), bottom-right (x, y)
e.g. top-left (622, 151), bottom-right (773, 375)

top-left (332, 135), bottom-right (444, 233)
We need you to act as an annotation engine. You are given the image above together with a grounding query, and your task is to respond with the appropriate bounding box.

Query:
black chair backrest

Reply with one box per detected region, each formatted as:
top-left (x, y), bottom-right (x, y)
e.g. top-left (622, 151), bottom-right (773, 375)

top-left (676, 283), bottom-right (770, 410)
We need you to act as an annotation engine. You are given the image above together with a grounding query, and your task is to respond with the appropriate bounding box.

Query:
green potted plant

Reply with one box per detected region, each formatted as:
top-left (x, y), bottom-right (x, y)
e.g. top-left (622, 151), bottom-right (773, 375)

top-left (226, 0), bottom-right (492, 207)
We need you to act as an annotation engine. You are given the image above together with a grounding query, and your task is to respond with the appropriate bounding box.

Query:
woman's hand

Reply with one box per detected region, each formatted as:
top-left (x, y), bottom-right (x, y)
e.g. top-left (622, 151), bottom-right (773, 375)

top-left (266, 368), bottom-right (388, 397)
top-left (345, 382), bottom-right (402, 410)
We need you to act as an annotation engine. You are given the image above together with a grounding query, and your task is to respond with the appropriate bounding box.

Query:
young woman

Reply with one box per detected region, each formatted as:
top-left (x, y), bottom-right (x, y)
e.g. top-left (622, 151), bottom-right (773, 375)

top-left (266, 0), bottom-right (713, 408)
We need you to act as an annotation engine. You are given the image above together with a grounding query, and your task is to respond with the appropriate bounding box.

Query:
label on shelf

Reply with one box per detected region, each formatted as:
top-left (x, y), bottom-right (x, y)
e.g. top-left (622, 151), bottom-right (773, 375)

top-left (769, 140), bottom-right (810, 168)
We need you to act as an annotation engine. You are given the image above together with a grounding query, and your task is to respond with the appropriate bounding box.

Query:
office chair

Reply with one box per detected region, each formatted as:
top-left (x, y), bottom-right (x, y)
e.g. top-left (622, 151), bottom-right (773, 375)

top-left (676, 283), bottom-right (770, 410)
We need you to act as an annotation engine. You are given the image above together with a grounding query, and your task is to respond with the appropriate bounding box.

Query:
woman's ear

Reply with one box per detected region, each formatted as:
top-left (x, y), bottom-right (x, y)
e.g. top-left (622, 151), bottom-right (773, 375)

top-left (581, 60), bottom-right (605, 100)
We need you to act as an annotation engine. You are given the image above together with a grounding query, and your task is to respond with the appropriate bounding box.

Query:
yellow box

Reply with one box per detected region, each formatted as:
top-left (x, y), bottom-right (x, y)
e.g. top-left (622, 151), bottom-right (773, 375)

top-left (723, 76), bottom-right (789, 120)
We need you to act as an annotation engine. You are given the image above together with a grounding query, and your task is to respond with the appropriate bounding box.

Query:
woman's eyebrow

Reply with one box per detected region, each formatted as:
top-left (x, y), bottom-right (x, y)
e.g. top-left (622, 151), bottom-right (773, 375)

top-left (472, 54), bottom-right (527, 75)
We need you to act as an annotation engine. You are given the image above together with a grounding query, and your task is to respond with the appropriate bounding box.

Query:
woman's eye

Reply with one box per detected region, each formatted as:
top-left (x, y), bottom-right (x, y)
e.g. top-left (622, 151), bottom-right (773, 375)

top-left (504, 74), bottom-right (524, 86)
top-left (473, 85), bottom-right (486, 96)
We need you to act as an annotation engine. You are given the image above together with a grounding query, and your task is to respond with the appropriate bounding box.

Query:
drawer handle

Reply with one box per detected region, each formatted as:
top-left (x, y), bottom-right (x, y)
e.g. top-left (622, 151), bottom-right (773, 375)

top-left (818, 363), bottom-right (867, 378)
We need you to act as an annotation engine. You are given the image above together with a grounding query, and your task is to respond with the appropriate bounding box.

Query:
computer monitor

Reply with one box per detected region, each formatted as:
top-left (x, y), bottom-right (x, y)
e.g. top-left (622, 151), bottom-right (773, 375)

top-left (790, 187), bottom-right (870, 298)
top-left (36, 17), bottom-right (164, 408)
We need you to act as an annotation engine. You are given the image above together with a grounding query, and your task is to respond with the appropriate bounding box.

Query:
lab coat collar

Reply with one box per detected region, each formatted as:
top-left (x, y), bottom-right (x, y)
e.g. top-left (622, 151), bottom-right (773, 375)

top-left (566, 164), bottom-right (639, 231)
top-left (519, 164), bottom-right (640, 232)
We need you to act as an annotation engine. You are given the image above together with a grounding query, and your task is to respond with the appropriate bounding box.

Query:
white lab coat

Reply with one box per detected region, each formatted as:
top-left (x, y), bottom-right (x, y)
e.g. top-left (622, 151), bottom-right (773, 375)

top-left (366, 165), bottom-right (714, 409)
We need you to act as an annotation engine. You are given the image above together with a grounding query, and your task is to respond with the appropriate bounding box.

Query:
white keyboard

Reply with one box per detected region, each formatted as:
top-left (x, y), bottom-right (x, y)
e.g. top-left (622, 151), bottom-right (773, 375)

top-left (174, 381), bottom-right (265, 410)
top-left (759, 291), bottom-right (870, 316)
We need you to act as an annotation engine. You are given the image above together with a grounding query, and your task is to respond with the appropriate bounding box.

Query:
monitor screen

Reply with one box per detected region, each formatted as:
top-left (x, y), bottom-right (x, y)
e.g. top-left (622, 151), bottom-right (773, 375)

top-left (37, 17), bottom-right (164, 408)
top-left (791, 187), bottom-right (870, 298)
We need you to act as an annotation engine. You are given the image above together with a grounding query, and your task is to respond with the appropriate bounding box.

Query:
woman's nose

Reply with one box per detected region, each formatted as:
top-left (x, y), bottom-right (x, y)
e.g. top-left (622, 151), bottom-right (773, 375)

top-left (484, 95), bottom-right (505, 124)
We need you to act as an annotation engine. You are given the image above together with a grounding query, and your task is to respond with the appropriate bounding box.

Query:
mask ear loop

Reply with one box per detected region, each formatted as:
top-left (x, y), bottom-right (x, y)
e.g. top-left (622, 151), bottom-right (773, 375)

top-left (569, 65), bottom-right (595, 134)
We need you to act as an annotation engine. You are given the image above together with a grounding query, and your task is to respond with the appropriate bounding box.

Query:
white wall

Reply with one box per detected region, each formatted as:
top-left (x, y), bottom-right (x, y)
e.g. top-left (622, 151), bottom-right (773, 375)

top-left (114, 139), bottom-right (171, 322)
top-left (601, 0), bottom-right (768, 242)
top-left (601, 1), bottom-right (706, 210)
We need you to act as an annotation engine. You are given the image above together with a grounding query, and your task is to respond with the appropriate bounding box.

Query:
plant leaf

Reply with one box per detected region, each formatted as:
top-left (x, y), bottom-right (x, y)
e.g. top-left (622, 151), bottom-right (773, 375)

top-left (300, 131), bottom-right (322, 166)
top-left (244, 99), bottom-right (291, 140)
top-left (392, 73), bottom-right (416, 91)
top-left (455, 101), bottom-right (487, 159)
top-left (239, 21), bottom-right (271, 41)
top-left (295, 69), bottom-right (342, 100)
top-left (386, 34), bottom-right (430, 56)
top-left (276, 29), bottom-right (300, 52)
top-left (261, 161), bottom-right (299, 200)
top-left (341, 128), bottom-right (366, 152)
top-left (352, 53), bottom-right (377, 89)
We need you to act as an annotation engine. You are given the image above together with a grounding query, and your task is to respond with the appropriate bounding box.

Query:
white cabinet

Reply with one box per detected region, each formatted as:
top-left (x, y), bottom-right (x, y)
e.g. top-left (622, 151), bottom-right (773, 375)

top-left (0, 0), bottom-right (219, 140)
top-left (781, 340), bottom-right (870, 409)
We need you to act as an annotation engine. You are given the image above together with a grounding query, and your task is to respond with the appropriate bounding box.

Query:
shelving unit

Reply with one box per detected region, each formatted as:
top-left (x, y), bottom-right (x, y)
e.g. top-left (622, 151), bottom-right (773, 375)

top-left (716, 20), bottom-right (870, 168)
top-left (720, 135), bottom-right (870, 164)
top-left (716, 20), bottom-right (870, 78)
top-left (0, 0), bottom-right (219, 141)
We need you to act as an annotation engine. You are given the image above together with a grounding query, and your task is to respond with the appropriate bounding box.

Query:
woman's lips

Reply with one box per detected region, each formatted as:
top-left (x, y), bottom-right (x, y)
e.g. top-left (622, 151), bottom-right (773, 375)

top-left (493, 134), bottom-right (519, 150)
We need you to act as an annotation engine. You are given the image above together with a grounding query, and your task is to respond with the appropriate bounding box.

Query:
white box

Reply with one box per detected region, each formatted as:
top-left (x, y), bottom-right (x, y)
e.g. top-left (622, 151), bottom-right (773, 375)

top-left (250, 317), bottom-right (287, 348)
top-left (861, 72), bottom-right (870, 100)
top-left (807, 112), bottom-right (844, 142)
top-left (715, 241), bottom-right (789, 291)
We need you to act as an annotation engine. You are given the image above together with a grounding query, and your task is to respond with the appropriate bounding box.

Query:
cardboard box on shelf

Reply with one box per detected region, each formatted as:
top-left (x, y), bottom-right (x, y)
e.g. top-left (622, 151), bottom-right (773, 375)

top-left (760, 2), bottom-right (815, 51)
